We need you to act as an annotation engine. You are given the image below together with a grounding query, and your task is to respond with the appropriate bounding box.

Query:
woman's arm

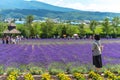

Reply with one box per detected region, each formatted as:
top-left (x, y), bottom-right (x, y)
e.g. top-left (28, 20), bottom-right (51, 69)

top-left (100, 45), bottom-right (103, 51)
top-left (92, 43), bottom-right (96, 52)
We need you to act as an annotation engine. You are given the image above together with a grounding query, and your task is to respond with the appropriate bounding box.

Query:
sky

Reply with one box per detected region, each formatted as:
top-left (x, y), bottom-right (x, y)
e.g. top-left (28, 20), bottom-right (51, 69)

top-left (35, 0), bottom-right (120, 13)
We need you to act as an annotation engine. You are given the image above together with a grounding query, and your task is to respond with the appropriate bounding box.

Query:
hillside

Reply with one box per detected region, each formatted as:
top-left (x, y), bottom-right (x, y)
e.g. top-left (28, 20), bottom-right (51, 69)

top-left (0, 0), bottom-right (120, 20)
top-left (0, 0), bottom-right (76, 12)
top-left (1, 9), bottom-right (120, 20)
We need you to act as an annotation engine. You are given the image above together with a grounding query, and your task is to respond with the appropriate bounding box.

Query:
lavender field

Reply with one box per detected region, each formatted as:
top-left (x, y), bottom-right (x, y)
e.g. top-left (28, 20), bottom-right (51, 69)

top-left (0, 39), bottom-right (120, 69)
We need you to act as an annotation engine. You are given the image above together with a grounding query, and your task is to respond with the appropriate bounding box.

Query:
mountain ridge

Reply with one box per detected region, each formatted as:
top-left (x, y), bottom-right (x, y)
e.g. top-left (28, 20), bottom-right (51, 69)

top-left (1, 9), bottom-right (120, 20)
top-left (0, 0), bottom-right (78, 12)
top-left (0, 0), bottom-right (120, 20)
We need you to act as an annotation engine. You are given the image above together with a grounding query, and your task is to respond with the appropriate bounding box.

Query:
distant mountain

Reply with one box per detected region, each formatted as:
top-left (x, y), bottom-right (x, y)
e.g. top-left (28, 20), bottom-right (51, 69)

top-left (0, 0), bottom-right (77, 12)
top-left (1, 9), bottom-right (120, 20)
top-left (0, 0), bottom-right (120, 20)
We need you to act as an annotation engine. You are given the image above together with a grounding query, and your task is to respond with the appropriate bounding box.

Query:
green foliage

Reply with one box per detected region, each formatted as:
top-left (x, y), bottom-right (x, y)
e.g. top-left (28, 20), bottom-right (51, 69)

top-left (102, 18), bottom-right (112, 35)
top-left (66, 25), bottom-right (78, 37)
top-left (26, 15), bottom-right (34, 25)
top-left (90, 20), bottom-right (98, 34)
top-left (49, 68), bottom-right (64, 75)
top-left (32, 22), bottom-right (42, 36)
top-left (17, 24), bottom-right (31, 37)
top-left (112, 16), bottom-right (120, 37)
top-left (2, 16), bottom-right (120, 38)
top-left (19, 65), bottom-right (29, 73)
top-left (57, 73), bottom-right (71, 80)
top-left (48, 62), bottom-right (66, 71)
top-left (78, 23), bottom-right (86, 36)
top-left (25, 15), bottom-right (41, 37)
top-left (0, 22), bottom-right (7, 37)
top-left (24, 73), bottom-right (34, 80)
top-left (103, 64), bottom-right (120, 74)
top-left (41, 73), bottom-right (51, 80)
top-left (40, 19), bottom-right (55, 38)
top-left (112, 17), bottom-right (120, 28)
top-left (73, 72), bottom-right (85, 80)
top-left (70, 66), bottom-right (88, 74)
top-left (61, 25), bottom-right (67, 37)
top-left (6, 67), bottom-right (20, 76)
top-left (29, 66), bottom-right (43, 75)
top-left (95, 26), bottom-right (103, 34)
top-left (0, 66), bottom-right (4, 75)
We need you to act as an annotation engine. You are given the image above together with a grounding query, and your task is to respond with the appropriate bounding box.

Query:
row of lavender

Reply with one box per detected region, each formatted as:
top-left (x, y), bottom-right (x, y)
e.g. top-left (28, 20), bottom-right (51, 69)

top-left (0, 43), bottom-right (119, 68)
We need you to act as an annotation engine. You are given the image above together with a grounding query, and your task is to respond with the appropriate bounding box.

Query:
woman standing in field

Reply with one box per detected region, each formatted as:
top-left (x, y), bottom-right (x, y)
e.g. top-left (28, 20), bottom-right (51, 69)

top-left (92, 34), bottom-right (103, 73)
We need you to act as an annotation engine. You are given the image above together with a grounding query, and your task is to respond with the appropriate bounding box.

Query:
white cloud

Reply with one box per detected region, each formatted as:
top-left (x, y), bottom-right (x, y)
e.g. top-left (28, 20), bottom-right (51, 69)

top-left (35, 0), bottom-right (120, 13)
top-left (59, 1), bottom-right (120, 13)
top-left (54, 0), bottom-right (64, 5)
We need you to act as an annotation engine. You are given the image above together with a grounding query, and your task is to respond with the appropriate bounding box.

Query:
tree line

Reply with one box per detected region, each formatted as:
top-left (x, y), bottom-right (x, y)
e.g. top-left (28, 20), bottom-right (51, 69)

top-left (0, 15), bottom-right (120, 38)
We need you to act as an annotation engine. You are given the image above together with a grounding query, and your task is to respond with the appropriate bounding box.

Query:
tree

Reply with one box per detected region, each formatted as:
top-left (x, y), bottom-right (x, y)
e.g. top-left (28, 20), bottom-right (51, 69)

top-left (54, 24), bottom-right (65, 38)
top-left (25, 15), bottom-right (35, 37)
top-left (30, 22), bottom-right (41, 38)
top-left (53, 24), bottom-right (62, 37)
top-left (61, 25), bottom-right (67, 38)
top-left (78, 23), bottom-right (86, 37)
top-left (112, 16), bottom-right (120, 37)
top-left (40, 19), bottom-right (54, 38)
top-left (0, 22), bottom-right (7, 37)
top-left (17, 24), bottom-right (30, 38)
top-left (66, 25), bottom-right (78, 37)
top-left (90, 20), bottom-right (97, 34)
top-left (26, 15), bottom-right (34, 26)
top-left (45, 19), bottom-right (54, 38)
top-left (40, 22), bottom-right (47, 38)
top-left (102, 18), bottom-right (111, 36)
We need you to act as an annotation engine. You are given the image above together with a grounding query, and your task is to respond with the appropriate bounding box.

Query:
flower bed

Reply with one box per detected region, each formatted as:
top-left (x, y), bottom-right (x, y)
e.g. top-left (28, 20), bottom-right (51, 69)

top-left (0, 70), bottom-right (120, 80)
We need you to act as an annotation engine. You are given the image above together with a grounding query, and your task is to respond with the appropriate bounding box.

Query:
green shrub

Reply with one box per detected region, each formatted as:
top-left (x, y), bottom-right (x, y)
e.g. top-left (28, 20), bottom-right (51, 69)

top-left (0, 66), bottom-right (4, 75)
top-left (48, 62), bottom-right (66, 71)
top-left (70, 67), bottom-right (88, 74)
top-left (29, 67), bottom-right (43, 75)
top-left (19, 65), bottom-right (29, 73)
top-left (104, 64), bottom-right (120, 74)
top-left (6, 67), bottom-right (20, 76)
top-left (49, 68), bottom-right (64, 75)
